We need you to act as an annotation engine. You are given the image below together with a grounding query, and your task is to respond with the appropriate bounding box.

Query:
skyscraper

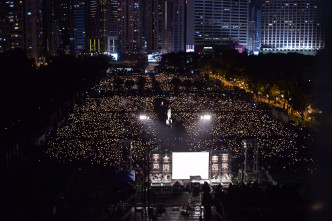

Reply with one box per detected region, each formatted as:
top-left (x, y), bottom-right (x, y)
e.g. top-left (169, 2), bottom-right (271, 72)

top-left (161, 0), bottom-right (174, 54)
top-left (186, 0), bottom-right (223, 51)
top-left (53, 0), bottom-right (73, 54)
top-left (43, 0), bottom-right (57, 56)
top-left (107, 0), bottom-right (118, 54)
top-left (86, 0), bottom-right (119, 55)
top-left (248, 0), bottom-right (261, 54)
top-left (220, 0), bottom-right (249, 52)
top-left (118, 0), bottom-right (143, 54)
top-left (73, 0), bottom-right (87, 54)
top-left (0, 0), bottom-right (25, 52)
top-left (0, 0), bottom-right (44, 60)
top-left (186, 0), bottom-right (249, 52)
top-left (48, 0), bottom-right (118, 55)
top-left (145, 0), bottom-right (186, 54)
top-left (24, 0), bottom-right (44, 60)
top-left (260, 0), bottom-right (324, 55)
top-left (172, 0), bottom-right (185, 52)
top-left (146, 0), bottom-right (162, 53)
top-left (87, 0), bottom-right (100, 53)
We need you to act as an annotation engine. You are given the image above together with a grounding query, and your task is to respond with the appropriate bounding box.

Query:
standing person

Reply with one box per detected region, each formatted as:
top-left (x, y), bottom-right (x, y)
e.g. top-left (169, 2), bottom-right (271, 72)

top-left (201, 182), bottom-right (212, 219)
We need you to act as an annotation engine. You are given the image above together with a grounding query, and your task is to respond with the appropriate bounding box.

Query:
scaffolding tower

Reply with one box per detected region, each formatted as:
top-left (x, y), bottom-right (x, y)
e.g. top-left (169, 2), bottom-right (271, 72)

top-left (239, 139), bottom-right (259, 185)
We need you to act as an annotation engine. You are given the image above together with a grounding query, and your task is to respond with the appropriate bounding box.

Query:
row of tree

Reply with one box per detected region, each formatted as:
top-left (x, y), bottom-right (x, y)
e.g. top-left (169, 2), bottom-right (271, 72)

top-left (160, 51), bottom-right (319, 122)
top-left (203, 52), bottom-right (315, 120)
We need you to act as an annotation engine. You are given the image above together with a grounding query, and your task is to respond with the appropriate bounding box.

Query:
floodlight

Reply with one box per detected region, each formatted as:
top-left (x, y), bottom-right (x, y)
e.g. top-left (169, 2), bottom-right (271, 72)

top-left (139, 115), bottom-right (149, 120)
top-left (201, 114), bottom-right (211, 120)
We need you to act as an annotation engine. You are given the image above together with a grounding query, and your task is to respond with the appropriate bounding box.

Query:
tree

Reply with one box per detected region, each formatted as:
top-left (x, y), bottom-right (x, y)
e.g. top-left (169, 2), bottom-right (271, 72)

top-left (289, 87), bottom-right (311, 123)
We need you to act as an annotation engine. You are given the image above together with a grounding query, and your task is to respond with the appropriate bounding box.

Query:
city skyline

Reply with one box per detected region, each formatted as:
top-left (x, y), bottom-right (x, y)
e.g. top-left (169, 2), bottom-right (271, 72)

top-left (0, 0), bottom-right (326, 60)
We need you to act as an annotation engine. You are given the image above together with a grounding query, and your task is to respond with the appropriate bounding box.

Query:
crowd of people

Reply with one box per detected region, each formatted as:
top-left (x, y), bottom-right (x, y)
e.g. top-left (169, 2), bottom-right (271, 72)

top-left (46, 69), bottom-right (314, 173)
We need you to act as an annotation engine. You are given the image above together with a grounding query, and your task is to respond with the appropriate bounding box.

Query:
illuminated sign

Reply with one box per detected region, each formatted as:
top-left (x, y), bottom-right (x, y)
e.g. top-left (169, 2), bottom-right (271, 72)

top-left (186, 45), bottom-right (195, 52)
top-left (148, 53), bottom-right (161, 63)
top-left (110, 53), bottom-right (118, 61)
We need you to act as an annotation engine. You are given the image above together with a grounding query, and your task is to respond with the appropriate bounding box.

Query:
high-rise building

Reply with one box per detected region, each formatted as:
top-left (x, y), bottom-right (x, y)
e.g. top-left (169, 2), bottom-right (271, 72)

top-left (86, 0), bottom-right (119, 55)
top-left (107, 0), bottom-right (118, 54)
top-left (186, 0), bottom-right (222, 51)
top-left (161, 0), bottom-right (174, 54)
top-left (0, 0), bottom-right (25, 52)
top-left (48, 0), bottom-right (118, 55)
top-left (87, 0), bottom-right (100, 53)
top-left (146, 0), bottom-right (185, 54)
top-left (248, 0), bottom-right (261, 54)
top-left (118, 0), bottom-right (143, 54)
top-left (146, 0), bottom-right (162, 53)
top-left (186, 0), bottom-right (249, 53)
top-left (220, 0), bottom-right (249, 52)
top-left (43, 0), bottom-right (57, 56)
top-left (24, 0), bottom-right (44, 60)
top-left (0, 0), bottom-right (44, 60)
top-left (260, 0), bottom-right (324, 55)
top-left (172, 0), bottom-right (185, 52)
top-left (53, 0), bottom-right (73, 54)
top-left (73, 0), bottom-right (87, 54)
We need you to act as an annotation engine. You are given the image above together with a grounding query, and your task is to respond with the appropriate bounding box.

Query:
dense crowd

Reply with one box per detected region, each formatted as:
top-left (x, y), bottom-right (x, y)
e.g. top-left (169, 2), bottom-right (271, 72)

top-left (46, 69), bottom-right (314, 172)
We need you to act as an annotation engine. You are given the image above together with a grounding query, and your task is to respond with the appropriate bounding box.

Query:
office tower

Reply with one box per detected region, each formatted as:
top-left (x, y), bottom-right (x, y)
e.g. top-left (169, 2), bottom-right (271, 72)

top-left (118, 0), bottom-right (143, 54)
top-left (172, 0), bottom-right (185, 52)
top-left (186, 0), bottom-right (222, 51)
top-left (86, 0), bottom-right (117, 54)
top-left (87, 0), bottom-right (100, 53)
top-left (43, 0), bottom-right (57, 56)
top-left (49, 0), bottom-right (118, 55)
top-left (261, 0), bottom-right (324, 55)
top-left (53, 0), bottom-right (73, 54)
top-left (161, 0), bottom-right (174, 53)
top-left (186, 0), bottom-right (249, 52)
top-left (73, 0), bottom-right (87, 54)
top-left (146, 0), bottom-right (185, 54)
top-left (146, 0), bottom-right (162, 53)
top-left (76, 0), bottom-right (118, 55)
top-left (255, 1), bottom-right (261, 53)
top-left (220, 0), bottom-right (249, 52)
top-left (0, 0), bottom-right (24, 52)
top-left (24, 0), bottom-right (44, 60)
top-left (248, 0), bottom-right (261, 54)
top-left (107, 0), bottom-right (118, 54)
top-left (0, 0), bottom-right (44, 60)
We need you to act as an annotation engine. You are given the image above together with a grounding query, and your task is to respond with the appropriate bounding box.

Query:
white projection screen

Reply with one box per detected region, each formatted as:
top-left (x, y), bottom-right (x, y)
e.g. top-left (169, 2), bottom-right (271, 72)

top-left (172, 152), bottom-right (209, 179)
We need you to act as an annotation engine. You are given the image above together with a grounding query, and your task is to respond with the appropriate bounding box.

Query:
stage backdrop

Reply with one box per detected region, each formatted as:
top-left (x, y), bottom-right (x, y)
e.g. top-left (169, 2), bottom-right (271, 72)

top-left (172, 152), bottom-right (209, 179)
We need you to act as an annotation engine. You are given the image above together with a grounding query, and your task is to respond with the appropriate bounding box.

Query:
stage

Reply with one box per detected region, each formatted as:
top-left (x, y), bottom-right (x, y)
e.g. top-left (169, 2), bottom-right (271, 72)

top-left (150, 151), bottom-right (233, 188)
